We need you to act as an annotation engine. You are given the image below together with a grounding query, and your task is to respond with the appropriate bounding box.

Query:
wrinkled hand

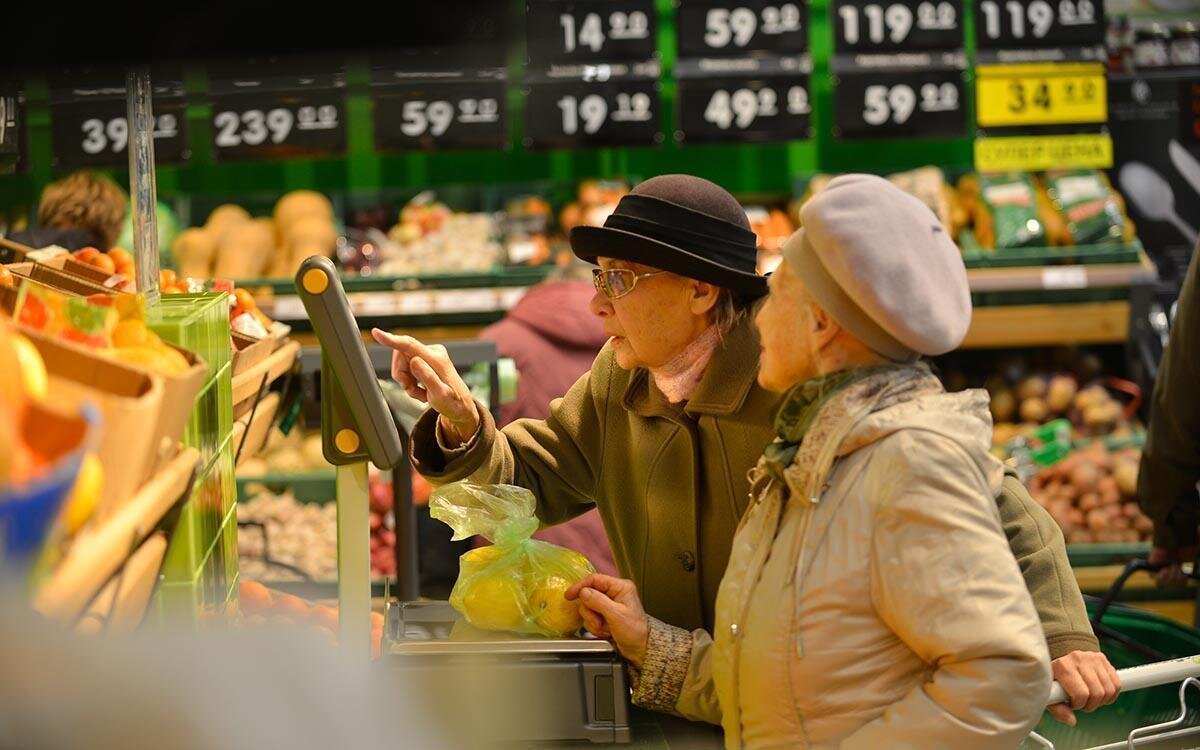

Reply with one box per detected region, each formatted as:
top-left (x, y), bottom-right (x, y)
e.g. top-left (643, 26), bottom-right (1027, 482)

top-left (1047, 650), bottom-right (1121, 726)
top-left (371, 329), bottom-right (479, 445)
top-left (1149, 546), bottom-right (1198, 589)
top-left (566, 574), bottom-right (650, 669)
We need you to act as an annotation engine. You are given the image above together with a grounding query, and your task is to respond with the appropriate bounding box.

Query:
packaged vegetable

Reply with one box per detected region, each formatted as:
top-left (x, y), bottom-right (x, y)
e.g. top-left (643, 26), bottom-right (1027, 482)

top-left (1042, 170), bottom-right (1129, 246)
top-left (430, 482), bottom-right (595, 638)
top-left (960, 172), bottom-right (1047, 250)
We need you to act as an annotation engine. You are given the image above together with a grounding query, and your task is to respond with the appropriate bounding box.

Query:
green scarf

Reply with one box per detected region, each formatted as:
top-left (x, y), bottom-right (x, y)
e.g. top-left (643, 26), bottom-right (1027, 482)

top-left (761, 365), bottom-right (897, 479)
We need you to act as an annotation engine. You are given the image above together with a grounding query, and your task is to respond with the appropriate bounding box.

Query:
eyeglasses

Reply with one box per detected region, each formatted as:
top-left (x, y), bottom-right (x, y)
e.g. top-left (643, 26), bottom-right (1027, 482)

top-left (592, 267), bottom-right (666, 300)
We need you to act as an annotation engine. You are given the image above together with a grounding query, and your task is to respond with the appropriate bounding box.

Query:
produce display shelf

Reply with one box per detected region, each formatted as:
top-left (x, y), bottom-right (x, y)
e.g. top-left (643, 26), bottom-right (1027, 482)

top-left (236, 470), bottom-right (336, 503)
top-left (242, 265), bottom-right (555, 296)
top-left (231, 392), bottom-right (281, 467)
top-left (960, 237), bottom-right (1144, 270)
top-left (1068, 542), bottom-right (1153, 568)
top-left (231, 339), bottom-right (300, 408)
top-left (961, 301), bottom-right (1131, 349)
top-left (965, 251), bottom-right (1157, 294)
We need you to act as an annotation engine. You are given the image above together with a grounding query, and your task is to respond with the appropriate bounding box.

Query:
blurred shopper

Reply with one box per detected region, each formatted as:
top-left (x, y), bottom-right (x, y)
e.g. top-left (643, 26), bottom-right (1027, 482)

top-left (569, 176), bottom-right (1055, 748)
top-left (478, 260), bottom-right (617, 576)
top-left (7, 171), bottom-right (127, 251)
top-left (1140, 242), bottom-right (1200, 588)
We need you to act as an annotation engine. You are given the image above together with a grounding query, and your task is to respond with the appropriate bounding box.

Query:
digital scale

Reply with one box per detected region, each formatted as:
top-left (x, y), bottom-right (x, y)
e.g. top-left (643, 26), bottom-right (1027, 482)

top-left (294, 256), bottom-right (632, 745)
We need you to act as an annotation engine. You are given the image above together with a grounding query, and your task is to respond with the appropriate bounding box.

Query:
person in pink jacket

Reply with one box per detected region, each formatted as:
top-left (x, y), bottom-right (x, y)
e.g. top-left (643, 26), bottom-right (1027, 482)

top-left (478, 262), bottom-right (619, 576)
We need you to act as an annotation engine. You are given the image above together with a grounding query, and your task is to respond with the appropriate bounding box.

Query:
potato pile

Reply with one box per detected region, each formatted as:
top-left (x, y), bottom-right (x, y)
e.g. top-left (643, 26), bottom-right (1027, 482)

top-left (1029, 443), bottom-right (1152, 545)
top-left (990, 374), bottom-right (1132, 448)
top-left (171, 191), bottom-right (337, 281)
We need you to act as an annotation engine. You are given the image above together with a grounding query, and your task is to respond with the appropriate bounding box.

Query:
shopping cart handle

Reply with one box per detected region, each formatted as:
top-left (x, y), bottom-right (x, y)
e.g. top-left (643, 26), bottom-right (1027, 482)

top-left (1047, 655), bottom-right (1200, 706)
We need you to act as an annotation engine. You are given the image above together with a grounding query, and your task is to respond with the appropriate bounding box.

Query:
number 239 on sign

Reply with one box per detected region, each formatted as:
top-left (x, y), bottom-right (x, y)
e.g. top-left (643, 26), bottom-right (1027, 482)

top-left (976, 63), bottom-right (1106, 127)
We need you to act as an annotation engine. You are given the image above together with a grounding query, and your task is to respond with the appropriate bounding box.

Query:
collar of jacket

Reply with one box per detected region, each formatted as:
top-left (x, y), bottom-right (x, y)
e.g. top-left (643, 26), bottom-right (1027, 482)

top-left (761, 366), bottom-right (892, 479)
top-left (621, 315), bottom-right (762, 420)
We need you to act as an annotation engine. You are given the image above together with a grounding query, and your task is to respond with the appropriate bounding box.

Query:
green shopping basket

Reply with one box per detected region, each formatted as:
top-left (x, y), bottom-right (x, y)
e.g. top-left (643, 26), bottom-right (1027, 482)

top-left (1025, 561), bottom-right (1200, 749)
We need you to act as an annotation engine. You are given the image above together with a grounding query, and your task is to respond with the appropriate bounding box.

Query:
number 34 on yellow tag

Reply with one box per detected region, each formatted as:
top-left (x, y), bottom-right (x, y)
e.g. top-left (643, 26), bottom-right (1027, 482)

top-left (976, 63), bottom-right (1107, 128)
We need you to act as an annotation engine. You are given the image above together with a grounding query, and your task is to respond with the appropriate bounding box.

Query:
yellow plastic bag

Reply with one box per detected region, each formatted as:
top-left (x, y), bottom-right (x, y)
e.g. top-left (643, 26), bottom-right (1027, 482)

top-left (430, 482), bottom-right (595, 637)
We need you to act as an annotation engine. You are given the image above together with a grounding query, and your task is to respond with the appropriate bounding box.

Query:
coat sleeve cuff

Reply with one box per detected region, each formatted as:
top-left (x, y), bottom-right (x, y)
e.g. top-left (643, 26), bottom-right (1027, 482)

top-left (1046, 632), bottom-right (1101, 661)
top-left (410, 400), bottom-right (495, 480)
top-left (629, 616), bottom-right (694, 714)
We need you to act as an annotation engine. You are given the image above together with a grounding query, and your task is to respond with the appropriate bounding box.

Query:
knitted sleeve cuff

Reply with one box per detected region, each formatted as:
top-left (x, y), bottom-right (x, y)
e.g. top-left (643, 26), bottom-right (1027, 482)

top-left (628, 616), bottom-right (694, 714)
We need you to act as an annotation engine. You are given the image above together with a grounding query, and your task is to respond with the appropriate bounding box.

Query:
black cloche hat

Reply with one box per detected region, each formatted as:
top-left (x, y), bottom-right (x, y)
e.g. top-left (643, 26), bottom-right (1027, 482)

top-left (569, 174), bottom-right (768, 299)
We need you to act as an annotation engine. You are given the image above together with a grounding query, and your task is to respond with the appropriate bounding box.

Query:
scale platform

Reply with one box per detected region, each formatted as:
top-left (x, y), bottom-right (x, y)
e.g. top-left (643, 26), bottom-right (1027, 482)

top-left (383, 601), bottom-right (632, 745)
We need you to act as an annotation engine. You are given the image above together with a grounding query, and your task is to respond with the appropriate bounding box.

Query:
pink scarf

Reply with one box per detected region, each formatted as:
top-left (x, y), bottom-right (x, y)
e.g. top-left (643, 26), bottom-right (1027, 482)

top-left (651, 325), bottom-right (722, 404)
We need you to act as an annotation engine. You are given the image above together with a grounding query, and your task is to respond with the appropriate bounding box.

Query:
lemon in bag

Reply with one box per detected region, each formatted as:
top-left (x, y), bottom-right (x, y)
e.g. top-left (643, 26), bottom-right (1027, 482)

top-left (432, 482), bottom-right (596, 638)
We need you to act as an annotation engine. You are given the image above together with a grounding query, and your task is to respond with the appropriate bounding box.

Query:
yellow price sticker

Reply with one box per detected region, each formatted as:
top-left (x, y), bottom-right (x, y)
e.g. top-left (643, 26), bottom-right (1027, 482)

top-left (976, 63), bottom-right (1107, 128)
top-left (975, 133), bottom-right (1113, 172)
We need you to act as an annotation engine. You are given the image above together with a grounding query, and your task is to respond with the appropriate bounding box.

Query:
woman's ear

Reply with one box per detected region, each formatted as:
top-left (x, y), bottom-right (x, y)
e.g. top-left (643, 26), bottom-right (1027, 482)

top-left (809, 302), bottom-right (841, 350)
top-left (689, 279), bottom-right (722, 316)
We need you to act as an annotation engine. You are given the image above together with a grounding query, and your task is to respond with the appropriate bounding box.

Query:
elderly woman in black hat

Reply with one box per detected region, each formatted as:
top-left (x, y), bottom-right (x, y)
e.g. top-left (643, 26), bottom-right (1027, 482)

top-left (373, 174), bottom-right (1115, 730)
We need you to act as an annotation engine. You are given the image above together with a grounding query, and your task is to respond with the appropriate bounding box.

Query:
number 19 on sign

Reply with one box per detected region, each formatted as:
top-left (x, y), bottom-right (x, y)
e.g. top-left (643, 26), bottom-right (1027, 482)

top-left (557, 91), bottom-right (652, 135)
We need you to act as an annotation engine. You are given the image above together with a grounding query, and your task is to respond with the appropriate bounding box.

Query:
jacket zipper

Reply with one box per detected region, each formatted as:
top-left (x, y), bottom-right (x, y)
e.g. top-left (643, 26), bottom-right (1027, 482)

top-left (726, 481), bottom-right (816, 748)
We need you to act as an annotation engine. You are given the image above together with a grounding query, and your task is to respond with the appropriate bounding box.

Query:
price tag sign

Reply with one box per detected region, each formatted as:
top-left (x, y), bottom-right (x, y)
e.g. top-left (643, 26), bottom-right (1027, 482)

top-left (1041, 266), bottom-right (1089, 289)
top-left (436, 289), bottom-right (500, 313)
top-left (676, 1), bottom-right (809, 57)
top-left (976, 62), bottom-right (1106, 127)
top-left (974, 132), bottom-right (1112, 170)
top-left (268, 296), bottom-right (307, 321)
top-left (210, 92), bottom-right (346, 161)
top-left (974, 0), bottom-right (1104, 50)
top-left (525, 80), bottom-right (661, 148)
top-left (677, 76), bottom-right (812, 142)
top-left (834, 68), bottom-right (966, 138)
top-left (831, 0), bottom-right (962, 53)
top-left (527, 0), bottom-right (657, 64)
top-left (373, 81), bottom-right (507, 151)
top-left (50, 99), bottom-right (189, 168)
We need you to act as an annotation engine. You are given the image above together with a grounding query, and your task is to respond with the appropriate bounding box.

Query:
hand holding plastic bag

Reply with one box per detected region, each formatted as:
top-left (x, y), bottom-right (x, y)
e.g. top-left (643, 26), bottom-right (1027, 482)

top-left (430, 482), bottom-right (595, 637)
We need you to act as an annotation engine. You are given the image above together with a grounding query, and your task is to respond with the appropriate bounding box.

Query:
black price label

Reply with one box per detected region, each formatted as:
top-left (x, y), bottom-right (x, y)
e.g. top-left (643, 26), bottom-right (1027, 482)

top-left (50, 99), bottom-right (188, 168)
top-left (210, 92), bottom-right (346, 161)
top-left (974, 0), bottom-right (1104, 49)
top-left (0, 93), bottom-right (19, 158)
top-left (524, 80), bottom-right (660, 148)
top-left (527, 1), bottom-right (657, 64)
top-left (832, 0), bottom-right (962, 53)
top-left (677, 77), bottom-right (811, 142)
top-left (834, 69), bottom-right (966, 138)
top-left (676, 1), bottom-right (809, 57)
top-left (374, 81), bottom-right (507, 151)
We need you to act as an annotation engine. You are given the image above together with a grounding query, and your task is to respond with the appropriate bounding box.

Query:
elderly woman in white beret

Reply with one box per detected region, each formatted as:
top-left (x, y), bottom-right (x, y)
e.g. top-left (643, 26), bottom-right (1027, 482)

top-left (567, 174), bottom-right (1055, 749)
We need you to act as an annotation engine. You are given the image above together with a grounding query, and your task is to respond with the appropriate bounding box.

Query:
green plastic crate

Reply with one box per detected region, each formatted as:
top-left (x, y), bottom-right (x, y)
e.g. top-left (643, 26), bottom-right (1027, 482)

top-left (161, 435), bottom-right (234, 581)
top-left (152, 536), bottom-right (236, 626)
top-left (183, 362), bottom-right (233, 470)
top-left (220, 508), bottom-right (240, 600)
top-left (147, 293), bottom-right (232, 382)
top-left (959, 233), bottom-right (1143, 269)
